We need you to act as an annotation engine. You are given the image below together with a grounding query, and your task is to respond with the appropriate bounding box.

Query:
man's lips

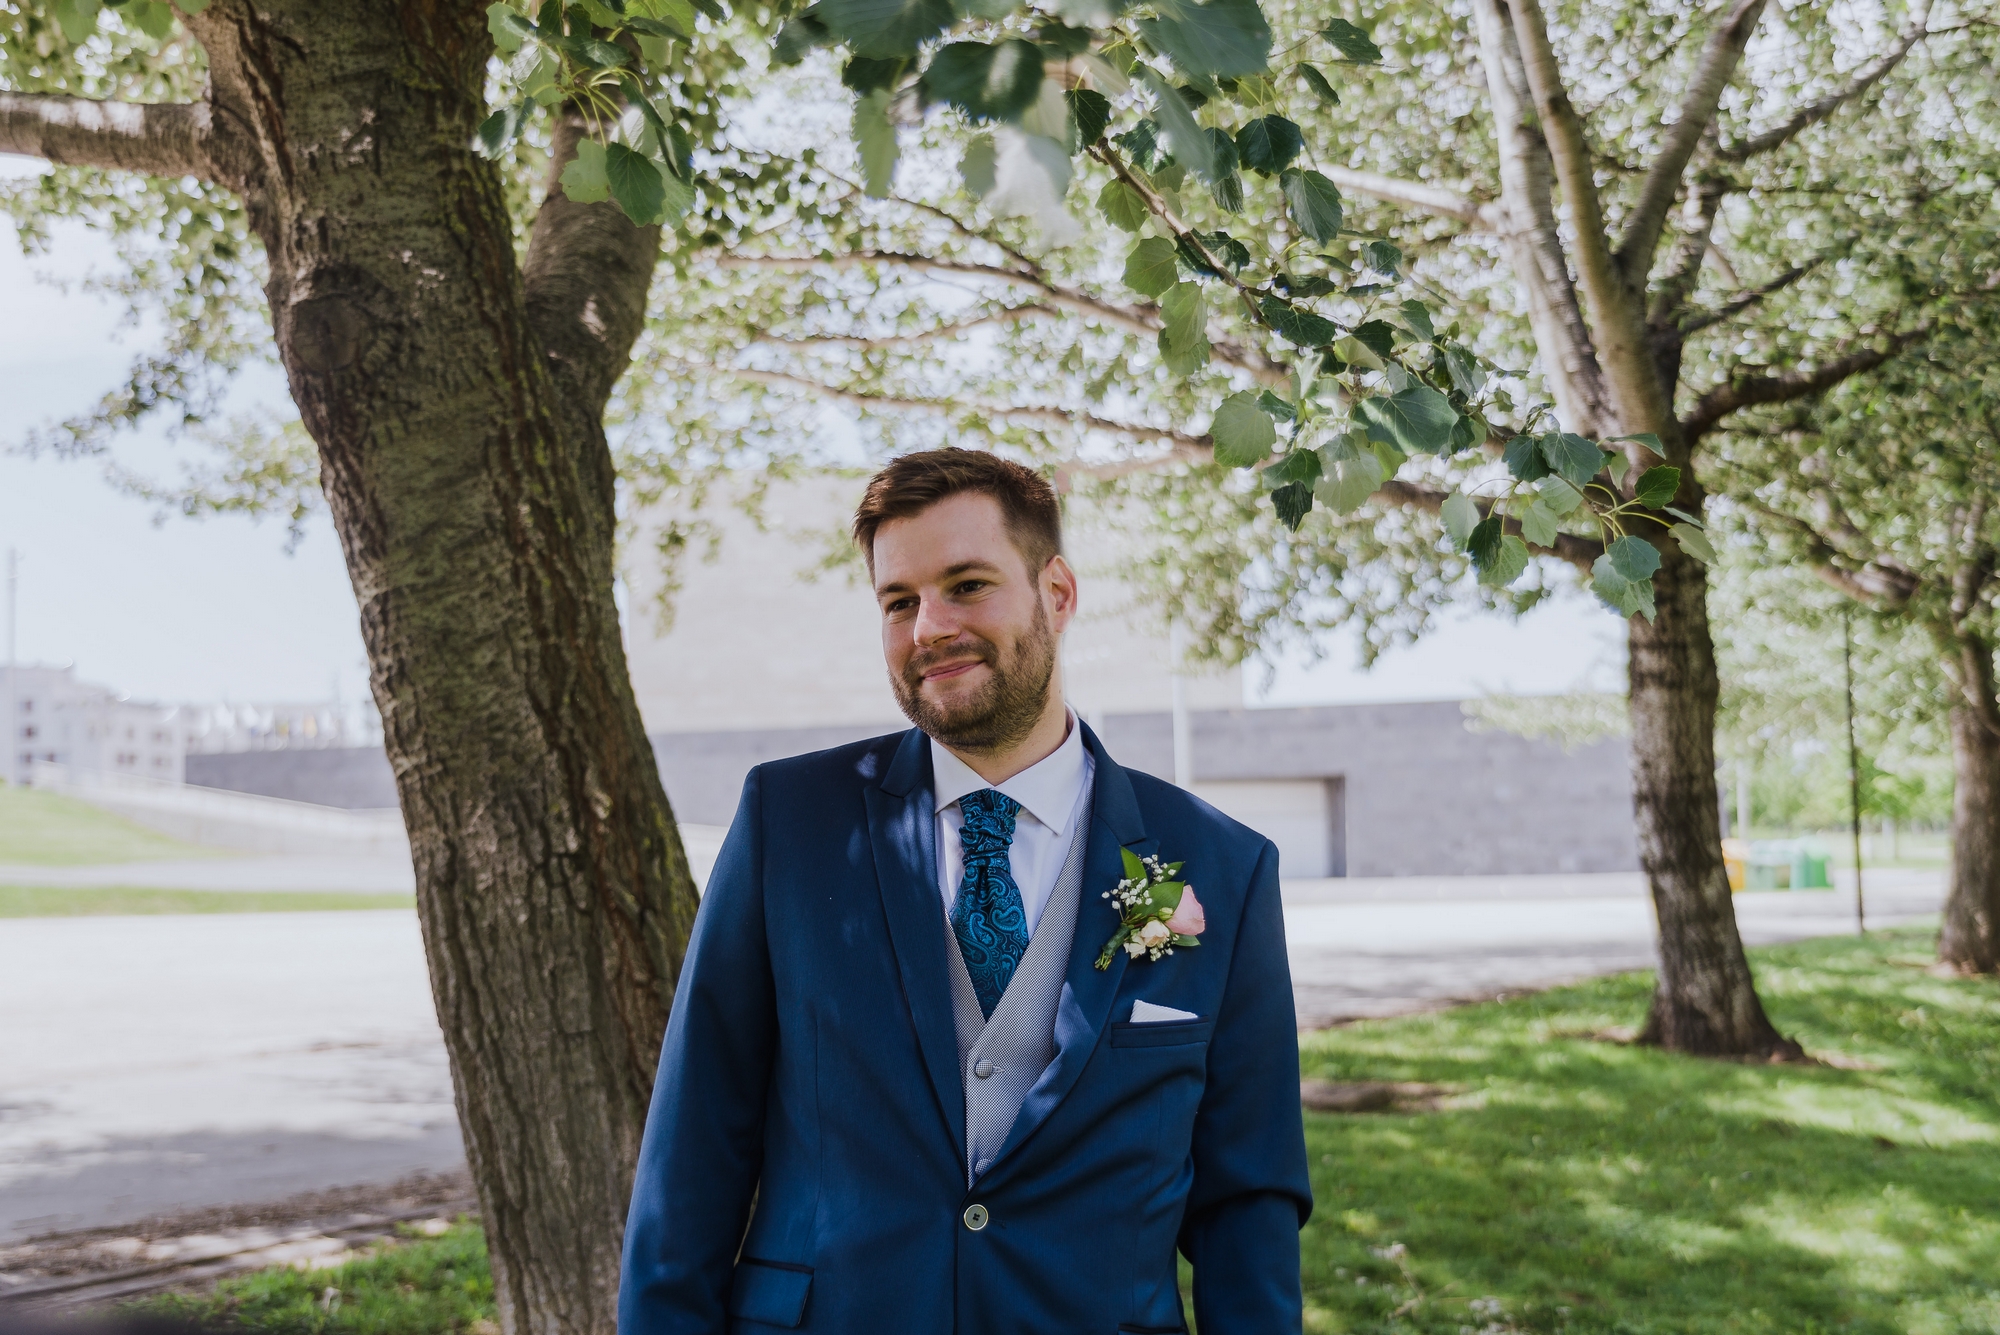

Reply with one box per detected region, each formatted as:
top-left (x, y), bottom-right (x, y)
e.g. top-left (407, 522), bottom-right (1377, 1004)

top-left (919, 659), bottom-right (985, 683)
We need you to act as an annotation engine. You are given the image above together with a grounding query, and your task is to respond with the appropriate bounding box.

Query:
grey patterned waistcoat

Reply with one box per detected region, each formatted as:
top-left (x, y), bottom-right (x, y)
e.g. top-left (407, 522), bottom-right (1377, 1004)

top-left (942, 783), bottom-right (1092, 1185)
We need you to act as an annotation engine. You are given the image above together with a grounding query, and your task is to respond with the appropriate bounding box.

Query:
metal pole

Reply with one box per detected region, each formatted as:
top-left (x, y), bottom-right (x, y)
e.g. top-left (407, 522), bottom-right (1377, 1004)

top-left (1843, 608), bottom-right (1865, 935)
top-left (1168, 619), bottom-right (1193, 789)
top-left (4, 549), bottom-right (15, 788)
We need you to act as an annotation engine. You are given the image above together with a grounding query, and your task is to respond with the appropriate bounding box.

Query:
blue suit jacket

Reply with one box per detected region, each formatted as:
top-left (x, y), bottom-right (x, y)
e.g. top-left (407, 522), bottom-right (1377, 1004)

top-left (620, 725), bottom-right (1311, 1334)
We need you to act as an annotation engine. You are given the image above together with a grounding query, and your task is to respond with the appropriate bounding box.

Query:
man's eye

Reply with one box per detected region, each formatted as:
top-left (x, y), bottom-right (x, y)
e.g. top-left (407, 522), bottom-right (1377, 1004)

top-left (885, 597), bottom-right (917, 614)
top-left (953, 580), bottom-right (987, 595)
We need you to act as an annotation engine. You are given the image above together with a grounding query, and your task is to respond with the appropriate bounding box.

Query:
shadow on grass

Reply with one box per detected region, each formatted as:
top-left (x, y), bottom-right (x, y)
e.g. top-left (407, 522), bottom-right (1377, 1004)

top-left (1297, 928), bottom-right (2000, 1334)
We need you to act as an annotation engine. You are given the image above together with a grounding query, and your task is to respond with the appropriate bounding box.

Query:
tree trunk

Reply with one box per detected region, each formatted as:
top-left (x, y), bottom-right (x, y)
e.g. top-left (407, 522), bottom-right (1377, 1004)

top-left (184, 6), bottom-right (698, 1333)
top-left (1938, 661), bottom-right (2000, 973)
top-left (1629, 540), bottom-right (1803, 1058)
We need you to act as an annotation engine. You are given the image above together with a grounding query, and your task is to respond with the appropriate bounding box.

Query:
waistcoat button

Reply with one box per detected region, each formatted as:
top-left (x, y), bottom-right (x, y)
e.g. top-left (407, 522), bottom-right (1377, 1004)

top-left (973, 1059), bottom-right (994, 1079)
top-left (963, 1204), bottom-right (989, 1231)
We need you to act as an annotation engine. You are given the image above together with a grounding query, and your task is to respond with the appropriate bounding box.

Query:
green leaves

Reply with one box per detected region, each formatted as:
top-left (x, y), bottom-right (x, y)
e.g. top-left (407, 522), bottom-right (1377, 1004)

top-left (1066, 88), bottom-right (1112, 146)
top-left (1593, 554), bottom-right (1657, 621)
top-left (559, 139), bottom-right (611, 203)
top-left (1258, 295), bottom-right (1338, 347)
top-left (1271, 481), bottom-right (1315, 530)
top-left (921, 40), bottom-right (1043, 122)
top-left (1633, 465), bottom-right (1681, 509)
top-left (1356, 385), bottom-right (1458, 454)
top-left (1503, 433), bottom-right (1551, 482)
top-left (1479, 534), bottom-right (1530, 587)
top-left (1140, 0), bottom-right (1273, 77)
top-left (1519, 499), bottom-right (1561, 549)
top-left (53, 0), bottom-right (101, 42)
top-left (1210, 391), bottom-right (1277, 466)
top-left (1235, 116), bottom-right (1303, 174)
top-left (475, 103), bottom-right (532, 158)
top-left (1138, 69), bottom-right (1215, 182)
top-left (1321, 18), bottom-right (1382, 63)
top-left (1607, 535), bottom-right (1662, 582)
top-left (1540, 432), bottom-right (1607, 489)
top-left (1097, 181), bottom-right (1149, 232)
top-left (853, 88), bottom-right (898, 198)
top-left (602, 143), bottom-right (659, 224)
top-left (773, 10), bottom-right (834, 63)
top-left (817, 0), bottom-right (953, 58)
top-left (1672, 522), bottom-right (1717, 564)
top-left (1296, 62), bottom-right (1339, 105)
top-left (1398, 298), bottom-right (1434, 342)
top-left (1315, 452), bottom-right (1385, 514)
top-left (1441, 491), bottom-right (1480, 548)
top-left (1123, 237), bottom-right (1180, 297)
top-left (1158, 282), bottom-right (1210, 376)
top-left (1279, 168), bottom-right (1343, 244)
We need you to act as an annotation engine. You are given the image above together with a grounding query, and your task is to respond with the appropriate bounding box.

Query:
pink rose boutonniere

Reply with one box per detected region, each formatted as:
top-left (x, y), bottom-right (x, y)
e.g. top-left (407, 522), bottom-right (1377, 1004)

top-left (1095, 849), bottom-right (1205, 969)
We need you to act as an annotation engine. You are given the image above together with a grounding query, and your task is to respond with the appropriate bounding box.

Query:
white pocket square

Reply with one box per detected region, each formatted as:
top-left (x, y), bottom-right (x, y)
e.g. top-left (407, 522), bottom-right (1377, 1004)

top-left (1130, 1000), bottom-right (1200, 1024)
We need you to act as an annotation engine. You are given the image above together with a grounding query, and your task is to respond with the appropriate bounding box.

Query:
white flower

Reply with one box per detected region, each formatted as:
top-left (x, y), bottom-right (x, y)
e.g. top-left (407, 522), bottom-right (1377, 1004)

top-left (1124, 939), bottom-right (1147, 958)
top-left (1135, 919), bottom-right (1172, 949)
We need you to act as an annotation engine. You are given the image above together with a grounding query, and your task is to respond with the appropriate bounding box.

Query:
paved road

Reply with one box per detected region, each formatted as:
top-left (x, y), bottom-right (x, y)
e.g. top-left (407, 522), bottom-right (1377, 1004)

top-left (0, 866), bottom-right (1943, 1242)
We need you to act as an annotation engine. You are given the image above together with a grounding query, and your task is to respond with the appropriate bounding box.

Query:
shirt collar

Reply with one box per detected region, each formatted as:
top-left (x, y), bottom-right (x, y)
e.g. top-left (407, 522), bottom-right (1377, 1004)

top-left (930, 711), bottom-right (1092, 836)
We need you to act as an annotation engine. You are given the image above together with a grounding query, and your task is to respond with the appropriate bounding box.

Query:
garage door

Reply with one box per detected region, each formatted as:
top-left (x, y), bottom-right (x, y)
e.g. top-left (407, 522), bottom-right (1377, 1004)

top-left (1187, 778), bottom-right (1345, 878)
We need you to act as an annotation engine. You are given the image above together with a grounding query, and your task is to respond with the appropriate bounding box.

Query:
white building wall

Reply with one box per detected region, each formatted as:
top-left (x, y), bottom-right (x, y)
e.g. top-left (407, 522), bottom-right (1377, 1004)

top-left (4, 665), bottom-right (184, 787)
top-left (620, 475), bottom-right (1240, 736)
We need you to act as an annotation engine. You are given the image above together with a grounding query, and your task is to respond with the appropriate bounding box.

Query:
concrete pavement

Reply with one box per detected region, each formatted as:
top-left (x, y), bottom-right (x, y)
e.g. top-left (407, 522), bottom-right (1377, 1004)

top-left (0, 864), bottom-right (1944, 1242)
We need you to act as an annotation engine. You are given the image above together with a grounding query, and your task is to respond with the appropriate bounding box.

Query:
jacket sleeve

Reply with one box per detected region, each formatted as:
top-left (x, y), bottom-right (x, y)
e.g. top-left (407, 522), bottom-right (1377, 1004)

top-left (1180, 837), bottom-right (1313, 1333)
top-left (619, 768), bottom-right (777, 1335)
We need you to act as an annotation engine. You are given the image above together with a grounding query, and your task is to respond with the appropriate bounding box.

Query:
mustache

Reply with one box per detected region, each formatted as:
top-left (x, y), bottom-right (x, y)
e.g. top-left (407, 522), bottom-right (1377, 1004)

top-left (903, 638), bottom-right (997, 686)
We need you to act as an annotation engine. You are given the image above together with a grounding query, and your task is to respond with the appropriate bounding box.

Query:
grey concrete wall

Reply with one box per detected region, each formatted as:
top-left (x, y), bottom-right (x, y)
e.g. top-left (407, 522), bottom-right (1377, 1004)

top-left (183, 704), bottom-right (1638, 876)
top-left (187, 747), bottom-right (399, 810)
top-left (1094, 702), bottom-right (1637, 875)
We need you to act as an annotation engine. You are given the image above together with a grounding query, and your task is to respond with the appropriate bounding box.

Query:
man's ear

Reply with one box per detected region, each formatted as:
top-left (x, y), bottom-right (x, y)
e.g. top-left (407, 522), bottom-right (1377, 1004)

top-left (1044, 554), bottom-right (1079, 633)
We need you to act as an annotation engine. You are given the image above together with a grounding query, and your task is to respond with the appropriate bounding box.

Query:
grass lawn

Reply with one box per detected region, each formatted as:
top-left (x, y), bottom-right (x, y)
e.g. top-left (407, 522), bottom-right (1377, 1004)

top-left (0, 885), bottom-right (414, 916)
top-left (132, 929), bottom-right (1998, 1335)
top-left (1296, 927), bottom-right (2000, 1334)
top-left (0, 784), bottom-right (223, 864)
top-left (142, 1222), bottom-right (494, 1335)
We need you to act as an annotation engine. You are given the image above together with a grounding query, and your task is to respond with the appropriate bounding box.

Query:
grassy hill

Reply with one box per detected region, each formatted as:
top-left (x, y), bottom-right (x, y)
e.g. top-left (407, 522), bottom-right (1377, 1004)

top-left (0, 783), bottom-right (225, 865)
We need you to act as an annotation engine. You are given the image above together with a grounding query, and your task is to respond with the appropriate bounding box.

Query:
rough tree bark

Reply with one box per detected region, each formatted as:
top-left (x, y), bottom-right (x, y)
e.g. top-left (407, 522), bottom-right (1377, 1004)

top-left (1938, 625), bottom-right (2000, 972)
top-left (3, 6), bottom-right (699, 1333)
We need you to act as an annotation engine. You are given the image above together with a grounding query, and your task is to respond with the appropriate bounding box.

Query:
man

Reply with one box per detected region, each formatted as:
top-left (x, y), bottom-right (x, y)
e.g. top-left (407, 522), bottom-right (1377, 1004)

top-left (620, 450), bottom-right (1310, 1334)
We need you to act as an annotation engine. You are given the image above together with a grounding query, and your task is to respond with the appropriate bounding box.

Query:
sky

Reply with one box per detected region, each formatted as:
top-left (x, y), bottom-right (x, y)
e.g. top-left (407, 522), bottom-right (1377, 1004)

top-left (0, 182), bottom-right (1626, 712)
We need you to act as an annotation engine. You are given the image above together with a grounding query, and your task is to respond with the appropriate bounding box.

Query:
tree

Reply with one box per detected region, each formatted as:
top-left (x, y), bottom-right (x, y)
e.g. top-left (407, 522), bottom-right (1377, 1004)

top-left (1, 5), bottom-right (715, 1331)
top-left (638, 0), bottom-right (1996, 1055)
top-left (1720, 328), bottom-right (2000, 971)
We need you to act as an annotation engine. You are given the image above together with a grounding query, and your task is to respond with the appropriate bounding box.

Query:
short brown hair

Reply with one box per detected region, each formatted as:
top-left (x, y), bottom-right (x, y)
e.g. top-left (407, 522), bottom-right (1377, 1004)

top-left (853, 449), bottom-right (1062, 576)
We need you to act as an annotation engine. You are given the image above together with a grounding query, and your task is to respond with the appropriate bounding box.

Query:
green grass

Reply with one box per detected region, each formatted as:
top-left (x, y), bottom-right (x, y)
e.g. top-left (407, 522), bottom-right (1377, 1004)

top-left (1296, 927), bottom-right (2000, 1334)
top-left (140, 1222), bottom-right (494, 1335)
top-left (0, 784), bottom-right (223, 864)
top-left (0, 885), bottom-right (414, 916)
top-left (129, 931), bottom-right (1999, 1335)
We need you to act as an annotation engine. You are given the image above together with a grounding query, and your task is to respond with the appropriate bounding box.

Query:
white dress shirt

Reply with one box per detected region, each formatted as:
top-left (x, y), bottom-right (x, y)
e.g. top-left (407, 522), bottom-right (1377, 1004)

top-left (931, 713), bottom-right (1095, 937)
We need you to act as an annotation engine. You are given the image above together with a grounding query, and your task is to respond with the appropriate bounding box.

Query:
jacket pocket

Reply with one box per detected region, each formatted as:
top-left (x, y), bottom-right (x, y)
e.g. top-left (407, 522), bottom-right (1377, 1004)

top-left (1108, 1018), bottom-right (1214, 1048)
top-left (727, 1258), bottom-right (812, 1329)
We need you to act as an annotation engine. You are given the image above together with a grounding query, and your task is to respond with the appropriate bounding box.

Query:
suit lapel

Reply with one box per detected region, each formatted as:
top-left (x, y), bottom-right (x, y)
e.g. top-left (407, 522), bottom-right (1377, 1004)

top-left (864, 729), bottom-right (966, 1156)
top-left (989, 725), bottom-right (1148, 1169)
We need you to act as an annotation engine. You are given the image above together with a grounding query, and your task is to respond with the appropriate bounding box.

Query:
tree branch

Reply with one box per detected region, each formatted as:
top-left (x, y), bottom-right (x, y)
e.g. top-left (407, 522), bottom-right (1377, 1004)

top-left (1314, 165), bottom-right (1495, 227)
top-left (523, 114), bottom-right (664, 418)
top-left (1680, 326), bottom-right (1931, 440)
top-left (712, 250), bottom-right (1286, 383)
top-left (1467, 0), bottom-right (1608, 432)
top-left (1615, 0), bottom-right (1767, 284)
top-left (1676, 256), bottom-right (1825, 337)
top-left (1376, 479), bottom-right (1605, 572)
top-left (1718, 3), bottom-right (1938, 161)
top-left (1508, 0), bottom-right (1678, 432)
top-left (755, 304), bottom-right (1058, 349)
top-left (0, 92), bottom-right (214, 179)
top-left (684, 361), bottom-right (1213, 454)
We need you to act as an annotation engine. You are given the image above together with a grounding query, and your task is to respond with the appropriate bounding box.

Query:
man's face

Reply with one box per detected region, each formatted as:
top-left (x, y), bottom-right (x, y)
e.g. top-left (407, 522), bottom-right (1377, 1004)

top-left (872, 491), bottom-right (1076, 751)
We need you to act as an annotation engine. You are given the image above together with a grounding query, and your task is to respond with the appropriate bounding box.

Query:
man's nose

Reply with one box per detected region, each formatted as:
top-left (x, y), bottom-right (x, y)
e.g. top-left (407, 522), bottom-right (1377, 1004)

top-left (911, 593), bottom-right (961, 646)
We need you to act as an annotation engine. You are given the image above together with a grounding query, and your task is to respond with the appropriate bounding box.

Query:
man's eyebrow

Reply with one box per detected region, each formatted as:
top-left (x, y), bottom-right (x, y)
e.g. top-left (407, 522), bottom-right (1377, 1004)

top-left (874, 559), bottom-right (1003, 597)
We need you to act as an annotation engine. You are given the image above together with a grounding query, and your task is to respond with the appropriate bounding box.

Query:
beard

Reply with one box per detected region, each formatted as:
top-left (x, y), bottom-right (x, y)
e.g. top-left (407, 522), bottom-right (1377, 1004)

top-left (892, 600), bottom-right (1057, 753)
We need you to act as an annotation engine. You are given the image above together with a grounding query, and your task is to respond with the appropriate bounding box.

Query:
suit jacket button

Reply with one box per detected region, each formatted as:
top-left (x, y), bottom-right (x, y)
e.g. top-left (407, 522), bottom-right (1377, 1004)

top-left (973, 1059), bottom-right (994, 1079)
top-left (963, 1204), bottom-right (989, 1231)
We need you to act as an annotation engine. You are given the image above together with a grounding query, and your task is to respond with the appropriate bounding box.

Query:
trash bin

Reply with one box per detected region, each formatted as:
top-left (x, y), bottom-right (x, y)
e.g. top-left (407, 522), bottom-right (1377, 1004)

top-left (1722, 838), bottom-right (1748, 892)
top-left (1791, 841), bottom-right (1831, 889)
top-left (1746, 840), bottom-right (1793, 889)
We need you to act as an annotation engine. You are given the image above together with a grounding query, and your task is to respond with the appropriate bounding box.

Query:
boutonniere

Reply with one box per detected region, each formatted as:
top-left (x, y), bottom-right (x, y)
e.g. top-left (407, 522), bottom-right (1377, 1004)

top-left (1095, 849), bottom-right (1206, 969)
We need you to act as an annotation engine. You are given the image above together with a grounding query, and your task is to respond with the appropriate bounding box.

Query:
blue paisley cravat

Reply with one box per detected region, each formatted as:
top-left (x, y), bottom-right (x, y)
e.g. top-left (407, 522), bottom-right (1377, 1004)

top-left (951, 788), bottom-right (1030, 1021)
